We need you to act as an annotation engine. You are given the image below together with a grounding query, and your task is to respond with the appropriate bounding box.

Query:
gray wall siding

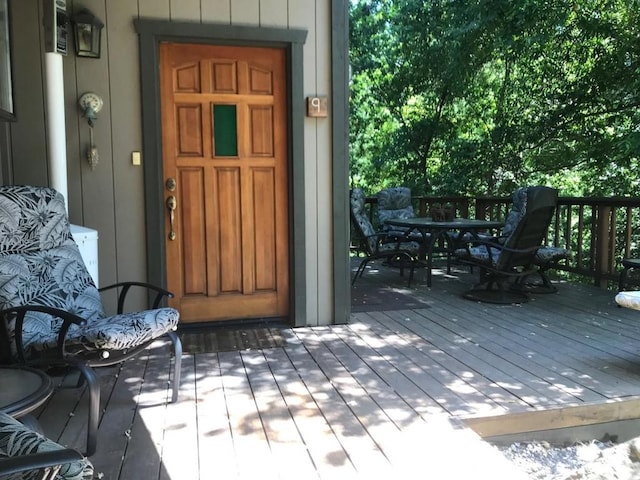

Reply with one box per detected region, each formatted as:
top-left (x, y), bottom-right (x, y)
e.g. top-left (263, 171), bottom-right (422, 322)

top-left (6, 0), bottom-right (344, 325)
top-left (10, 2), bottom-right (48, 186)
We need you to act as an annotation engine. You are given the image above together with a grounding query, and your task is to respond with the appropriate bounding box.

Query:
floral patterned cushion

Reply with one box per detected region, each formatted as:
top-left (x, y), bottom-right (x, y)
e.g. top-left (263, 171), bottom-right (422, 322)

top-left (379, 240), bottom-right (421, 255)
top-left (351, 189), bottom-right (378, 253)
top-left (535, 246), bottom-right (570, 265)
top-left (0, 411), bottom-right (93, 480)
top-left (454, 245), bottom-right (503, 268)
top-left (0, 185), bottom-right (179, 358)
top-left (501, 187), bottom-right (528, 239)
top-left (377, 187), bottom-right (416, 231)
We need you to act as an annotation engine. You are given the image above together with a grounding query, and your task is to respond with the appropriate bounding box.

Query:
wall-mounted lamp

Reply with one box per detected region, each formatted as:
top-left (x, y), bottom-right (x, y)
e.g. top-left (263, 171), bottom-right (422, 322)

top-left (78, 92), bottom-right (103, 169)
top-left (72, 9), bottom-right (103, 58)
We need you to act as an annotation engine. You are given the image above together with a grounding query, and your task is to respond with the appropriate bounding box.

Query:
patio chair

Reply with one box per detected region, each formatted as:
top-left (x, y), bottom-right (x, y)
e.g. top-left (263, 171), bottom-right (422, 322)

top-left (350, 188), bottom-right (420, 286)
top-left (376, 187), bottom-right (456, 266)
top-left (490, 186), bottom-right (570, 293)
top-left (454, 186), bottom-right (558, 304)
top-left (377, 186), bottom-right (436, 241)
top-left (618, 258), bottom-right (640, 291)
top-left (377, 187), bottom-right (416, 232)
top-left (0, 185), bottom-right (182, 457)
top-left (0, 411), bottom-right (93, 480)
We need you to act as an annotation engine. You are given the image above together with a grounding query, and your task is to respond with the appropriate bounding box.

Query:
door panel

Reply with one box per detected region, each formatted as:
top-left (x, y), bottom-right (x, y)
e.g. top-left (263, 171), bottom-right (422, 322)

top-left (160, 43), bottom-right (289, 323)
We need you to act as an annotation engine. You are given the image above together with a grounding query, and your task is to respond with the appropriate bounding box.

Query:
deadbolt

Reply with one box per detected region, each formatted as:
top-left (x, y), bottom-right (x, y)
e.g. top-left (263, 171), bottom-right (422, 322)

top-left (166, 178), bottom-right (177, 192)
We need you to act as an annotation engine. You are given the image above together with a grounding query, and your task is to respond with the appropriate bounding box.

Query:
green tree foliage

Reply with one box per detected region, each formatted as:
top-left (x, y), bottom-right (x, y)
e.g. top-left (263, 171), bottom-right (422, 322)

top-left (349, 0), bottom-right (640, 197)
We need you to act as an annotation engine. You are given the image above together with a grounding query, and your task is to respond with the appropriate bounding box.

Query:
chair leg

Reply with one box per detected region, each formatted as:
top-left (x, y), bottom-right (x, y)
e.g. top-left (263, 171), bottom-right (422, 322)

top-left (73, 362), bottom-right (99, 457)
top-left (167, 330), bottom-right (182, 403)
top-left (352, 259), bottom-right (370, 285)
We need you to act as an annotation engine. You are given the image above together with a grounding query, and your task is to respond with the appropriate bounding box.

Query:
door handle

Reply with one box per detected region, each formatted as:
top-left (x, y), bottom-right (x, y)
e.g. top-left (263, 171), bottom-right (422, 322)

top-left (167, 195), bottom-right (177, 240)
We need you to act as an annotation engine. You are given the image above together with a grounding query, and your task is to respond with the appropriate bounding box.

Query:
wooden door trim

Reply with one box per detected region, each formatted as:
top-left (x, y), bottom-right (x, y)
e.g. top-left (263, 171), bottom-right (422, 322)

top-left (136, 20), bottom-right (307, 325)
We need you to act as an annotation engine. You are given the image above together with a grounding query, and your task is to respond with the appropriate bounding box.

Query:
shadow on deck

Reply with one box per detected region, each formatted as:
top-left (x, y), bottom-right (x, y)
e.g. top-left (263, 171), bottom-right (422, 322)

top-left (31, 259), bottom-right (640, 479)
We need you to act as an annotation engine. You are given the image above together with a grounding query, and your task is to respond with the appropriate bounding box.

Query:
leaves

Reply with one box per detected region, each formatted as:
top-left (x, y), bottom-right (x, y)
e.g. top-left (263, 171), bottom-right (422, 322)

top-left (350, 0), bottom-right (640, 196)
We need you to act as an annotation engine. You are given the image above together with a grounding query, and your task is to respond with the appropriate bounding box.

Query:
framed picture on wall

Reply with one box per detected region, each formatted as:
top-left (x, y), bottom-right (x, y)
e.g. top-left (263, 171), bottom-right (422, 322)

top-left (0, 0), bottom-right (14, 121)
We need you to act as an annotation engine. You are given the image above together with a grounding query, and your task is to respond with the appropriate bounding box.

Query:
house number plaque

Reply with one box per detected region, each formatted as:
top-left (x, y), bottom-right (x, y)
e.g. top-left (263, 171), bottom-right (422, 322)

top-left (306, 96), bottom-right (328, 117)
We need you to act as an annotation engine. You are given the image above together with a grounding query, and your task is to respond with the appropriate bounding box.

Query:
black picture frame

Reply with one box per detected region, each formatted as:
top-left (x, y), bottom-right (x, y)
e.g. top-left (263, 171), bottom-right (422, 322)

top-left (0, 0), bottom-right (15, 121)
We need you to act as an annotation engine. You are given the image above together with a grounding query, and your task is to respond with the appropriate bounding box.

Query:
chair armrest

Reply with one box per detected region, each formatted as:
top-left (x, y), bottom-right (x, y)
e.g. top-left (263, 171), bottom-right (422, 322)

top-left (99, 281), bottom-right (174, 312)
top-left (0, 306), bottom-right (86, 362)
top-left (455, 238), bottom-right (540, 264)
top-left (0, 448), bottom-right (85, 477)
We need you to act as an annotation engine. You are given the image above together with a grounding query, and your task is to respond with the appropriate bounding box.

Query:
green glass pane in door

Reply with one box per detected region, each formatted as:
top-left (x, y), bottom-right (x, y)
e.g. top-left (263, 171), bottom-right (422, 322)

top-left (213, 104), bottom-right (238, 156)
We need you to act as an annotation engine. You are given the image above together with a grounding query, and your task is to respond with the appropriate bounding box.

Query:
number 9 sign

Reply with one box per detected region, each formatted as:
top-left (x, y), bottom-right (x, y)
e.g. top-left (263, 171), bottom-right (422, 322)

top-left (306, 96), bottom-right (328, 117)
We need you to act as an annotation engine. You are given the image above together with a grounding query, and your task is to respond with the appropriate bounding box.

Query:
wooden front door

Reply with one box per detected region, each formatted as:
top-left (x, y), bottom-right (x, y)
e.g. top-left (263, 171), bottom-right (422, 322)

top-left (159, 43), bottom-right (289, 324)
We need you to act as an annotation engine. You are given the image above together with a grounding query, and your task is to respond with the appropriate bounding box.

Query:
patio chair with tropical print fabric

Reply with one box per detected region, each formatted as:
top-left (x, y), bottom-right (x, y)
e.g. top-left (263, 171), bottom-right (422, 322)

top-left (0, 185), bottom-right (182, 456)
top-left (500, 187), bottom-right (571, 293)
top-left (350, 188), bottom-right (421, 286)
top-left (455, 186), bottom-right (559, 303)
top-left (0, 411), bottom-right (93, 480)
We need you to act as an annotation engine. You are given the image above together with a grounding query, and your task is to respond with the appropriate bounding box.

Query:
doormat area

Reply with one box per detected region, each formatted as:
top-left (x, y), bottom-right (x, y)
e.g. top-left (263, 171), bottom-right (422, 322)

top-left (351, 284), bottom-right (431, 312)
top-left (179, 324), bottom-right (288, 354)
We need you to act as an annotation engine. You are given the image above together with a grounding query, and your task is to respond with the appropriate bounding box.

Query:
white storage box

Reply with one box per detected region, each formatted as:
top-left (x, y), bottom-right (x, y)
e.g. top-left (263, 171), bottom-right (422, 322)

top-left (70, 224), bottom-right (99, 287)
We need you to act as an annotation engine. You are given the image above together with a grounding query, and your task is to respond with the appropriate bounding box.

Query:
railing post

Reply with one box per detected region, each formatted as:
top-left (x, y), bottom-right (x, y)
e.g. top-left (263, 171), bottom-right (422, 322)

top-left (474, 198), bottom-right (489, 220)
top-left (417, 197), bottom-right (427, 217)
top-left (594, 205), bottom-right (611, 288)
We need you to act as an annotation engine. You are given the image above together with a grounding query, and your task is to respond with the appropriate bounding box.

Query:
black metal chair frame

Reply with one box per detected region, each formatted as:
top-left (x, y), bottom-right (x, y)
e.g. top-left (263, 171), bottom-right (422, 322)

top-left (350, 189), bottom-right (419, 287)
top-left (0, 447), bottom-right (86, 479)
top-left (0, 282), bottom-right (182, 457)
top-left (351, 231), bottom-right (418, 287)
top-left (619, 258), bottom-right (640, 292)
top-left (456, 187), bottom-right (558, 304)
top-left (513, 247), bottom-right (570, 294)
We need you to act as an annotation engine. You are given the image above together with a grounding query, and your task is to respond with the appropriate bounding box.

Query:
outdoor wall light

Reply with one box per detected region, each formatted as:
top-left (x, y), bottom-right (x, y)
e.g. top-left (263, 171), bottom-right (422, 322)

top-left (72, 9), bottom-right (103, 58)
top-left (78, 91), bottom-right (103, 169)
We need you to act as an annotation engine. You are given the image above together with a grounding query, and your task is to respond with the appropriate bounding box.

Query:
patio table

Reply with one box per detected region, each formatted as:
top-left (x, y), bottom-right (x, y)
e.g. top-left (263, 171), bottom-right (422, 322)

top-left (0, 365), bottom-right (54, 418)
top-left (384, 217), bottom-right (504, 287)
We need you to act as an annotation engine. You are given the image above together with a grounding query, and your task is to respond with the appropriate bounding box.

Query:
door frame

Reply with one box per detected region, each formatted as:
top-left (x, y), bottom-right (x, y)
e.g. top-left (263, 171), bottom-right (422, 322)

top-left (135, 19), bottom-right (308, 325)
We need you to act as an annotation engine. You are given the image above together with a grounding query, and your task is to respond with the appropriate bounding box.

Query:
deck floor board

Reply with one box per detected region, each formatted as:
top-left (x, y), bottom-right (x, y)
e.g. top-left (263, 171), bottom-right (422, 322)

top-left (31, 263), bottom-right (640, 479)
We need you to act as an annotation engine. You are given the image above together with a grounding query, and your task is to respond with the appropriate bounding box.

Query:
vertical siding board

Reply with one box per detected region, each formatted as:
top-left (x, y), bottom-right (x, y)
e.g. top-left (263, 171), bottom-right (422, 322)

top-left (138, 0), bottom-right (170, 18)
top-left (315, 0), bottom-right (332, 326)
top-left (290, 1), bottom-right (320, 326)
top-left (231, 0), bottom-right (260, 25)
top-left (201, 0), bottom-right (231, 24)
top-left (72, 0), bottom-right (118, 292)
top-left (169, 0), bottom-right (201, 22)
top-left (260, 0), bottom-right (288, 27)
top-left (10, 1), bottom-right (48, 185)
top-left (106, 0), bottom-right (147, 307)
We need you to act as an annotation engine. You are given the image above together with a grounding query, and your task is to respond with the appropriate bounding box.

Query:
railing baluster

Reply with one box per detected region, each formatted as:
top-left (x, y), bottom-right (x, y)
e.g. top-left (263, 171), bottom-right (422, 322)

top-left (359, 193), bottom-right (640, 289)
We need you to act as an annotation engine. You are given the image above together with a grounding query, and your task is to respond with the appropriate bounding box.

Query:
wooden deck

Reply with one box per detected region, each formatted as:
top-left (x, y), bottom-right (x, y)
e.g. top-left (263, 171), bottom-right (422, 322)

top-left (32, 261), bottom-right (640, 479)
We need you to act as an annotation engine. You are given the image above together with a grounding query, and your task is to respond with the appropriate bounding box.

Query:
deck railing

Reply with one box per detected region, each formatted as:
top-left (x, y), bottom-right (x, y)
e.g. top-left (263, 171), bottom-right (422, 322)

top-left (363, 195), bottom-right (640, 289)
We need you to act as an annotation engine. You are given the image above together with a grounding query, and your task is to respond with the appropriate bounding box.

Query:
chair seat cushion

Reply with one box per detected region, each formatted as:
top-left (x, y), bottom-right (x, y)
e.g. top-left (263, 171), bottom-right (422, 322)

top-left (535, 247), bottom-right (570, 265)
top-left (379, 240), bottom-right (421, 255)
top-left (79, 307), bottom-right (180, 351)
top-left (615, 291), bottom-right (640, 311)
top-left (379, 206), bottom-right (415, 227)
top-left (0, 412), bottom-right (93, 480)
top-left (454, 246), bottom-right (502, 267)
top-left (23, 307), bottom-right (180, 353)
